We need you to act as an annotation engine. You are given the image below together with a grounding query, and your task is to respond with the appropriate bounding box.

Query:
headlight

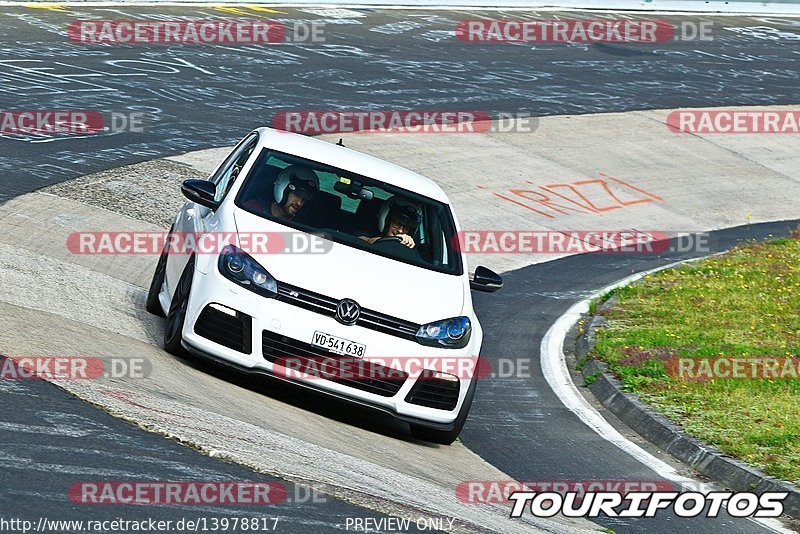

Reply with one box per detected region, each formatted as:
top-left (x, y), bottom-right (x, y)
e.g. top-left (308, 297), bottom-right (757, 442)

top-left (218, 244), bottom-right (278, 298)
top-left (415, 316), bottom-right (471, 349)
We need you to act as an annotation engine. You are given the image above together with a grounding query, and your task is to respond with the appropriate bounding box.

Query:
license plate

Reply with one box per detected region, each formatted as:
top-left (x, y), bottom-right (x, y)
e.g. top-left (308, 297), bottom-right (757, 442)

top-left (312, 331), bottom-right (366, 357)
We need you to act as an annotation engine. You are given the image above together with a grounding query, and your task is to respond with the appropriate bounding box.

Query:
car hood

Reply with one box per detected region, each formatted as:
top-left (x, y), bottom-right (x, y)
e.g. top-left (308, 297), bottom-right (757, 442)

top-left (233, 209), bottom-right (465, 324)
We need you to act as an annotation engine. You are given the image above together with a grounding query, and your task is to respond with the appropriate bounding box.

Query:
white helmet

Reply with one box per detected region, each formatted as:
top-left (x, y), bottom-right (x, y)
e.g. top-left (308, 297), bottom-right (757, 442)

top-left (378, 197), bottom-right (421, 234)
top-left (273, 165), bottom-right (320, 205)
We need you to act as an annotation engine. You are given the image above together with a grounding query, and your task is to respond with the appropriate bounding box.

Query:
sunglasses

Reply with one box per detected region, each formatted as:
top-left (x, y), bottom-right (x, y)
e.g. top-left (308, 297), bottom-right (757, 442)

top-left (389, 217), bottom-right (417, 231)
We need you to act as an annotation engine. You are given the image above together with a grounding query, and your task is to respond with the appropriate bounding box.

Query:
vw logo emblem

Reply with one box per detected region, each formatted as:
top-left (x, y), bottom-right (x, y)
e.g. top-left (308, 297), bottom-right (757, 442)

top-left (335, 298), bottom-right (361, 325)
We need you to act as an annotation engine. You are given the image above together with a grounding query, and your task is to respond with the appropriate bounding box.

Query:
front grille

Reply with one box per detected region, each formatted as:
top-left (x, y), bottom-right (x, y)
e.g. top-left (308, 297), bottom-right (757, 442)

top-left (194, 304), bottom-right (252, 354)
top-left (404, 371), bottom-right (460, 411)
top-left (261, 330), bottom-right (407, 397)
top-left (276, 282), bottom-right (420, 341)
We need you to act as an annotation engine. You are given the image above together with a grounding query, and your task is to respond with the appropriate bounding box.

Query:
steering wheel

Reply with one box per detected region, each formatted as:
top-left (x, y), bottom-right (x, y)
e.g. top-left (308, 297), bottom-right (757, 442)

top-left (374, 236), bottom-right (403, 244)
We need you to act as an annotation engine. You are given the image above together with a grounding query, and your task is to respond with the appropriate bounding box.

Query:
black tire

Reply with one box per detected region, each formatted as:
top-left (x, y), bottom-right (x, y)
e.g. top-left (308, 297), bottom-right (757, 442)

top-left (409, 370), bottom-right (478, 445)
top-left (145, 228), bottom-right (172, 316)
top-left (164, 256), bottom-right (195, 356)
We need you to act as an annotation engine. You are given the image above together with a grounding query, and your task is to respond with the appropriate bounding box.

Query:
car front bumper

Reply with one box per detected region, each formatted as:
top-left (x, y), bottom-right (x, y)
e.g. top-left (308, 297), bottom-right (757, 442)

top-left (180, 266), bottom-right (482, 426)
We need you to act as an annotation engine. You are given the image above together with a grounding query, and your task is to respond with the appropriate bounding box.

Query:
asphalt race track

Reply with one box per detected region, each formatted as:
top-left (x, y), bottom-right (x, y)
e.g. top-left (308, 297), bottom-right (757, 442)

top-left (0, 376), bottom-right (427, 534)
top-left (2, 5), bottom-right (800, 534)
top-left (2, 6), bottom-right (800, 201)
top-left (466, 220), bottom-right (800, 533)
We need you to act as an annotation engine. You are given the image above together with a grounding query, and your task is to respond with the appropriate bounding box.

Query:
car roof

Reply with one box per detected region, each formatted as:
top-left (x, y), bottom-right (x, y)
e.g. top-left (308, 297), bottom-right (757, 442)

top-left (254, 127), bottom-right (450, 204)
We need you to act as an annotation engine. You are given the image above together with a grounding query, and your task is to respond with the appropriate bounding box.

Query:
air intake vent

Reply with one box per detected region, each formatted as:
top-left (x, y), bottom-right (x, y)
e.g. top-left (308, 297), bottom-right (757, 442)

top-left (405, 371), bottom-right (460, 411)
top-left (194, 304), bottom-right (252, 354)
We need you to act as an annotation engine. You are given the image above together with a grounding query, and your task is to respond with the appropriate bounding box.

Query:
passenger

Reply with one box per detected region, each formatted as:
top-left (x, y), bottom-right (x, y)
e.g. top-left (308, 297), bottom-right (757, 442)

top-left (360, 197), bottom-right (420, 249)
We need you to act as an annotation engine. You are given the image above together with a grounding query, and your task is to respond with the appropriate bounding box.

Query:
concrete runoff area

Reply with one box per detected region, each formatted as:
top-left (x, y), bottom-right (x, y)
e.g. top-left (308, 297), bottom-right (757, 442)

top-left (1, 105), bottom-right (799, 531)
top-left (170, 105), bottom-right (800, 274)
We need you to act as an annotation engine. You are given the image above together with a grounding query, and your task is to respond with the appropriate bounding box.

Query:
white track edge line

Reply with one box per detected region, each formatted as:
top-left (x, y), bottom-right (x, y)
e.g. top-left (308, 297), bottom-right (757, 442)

top-left (539, 255), bottom-right (792, 533)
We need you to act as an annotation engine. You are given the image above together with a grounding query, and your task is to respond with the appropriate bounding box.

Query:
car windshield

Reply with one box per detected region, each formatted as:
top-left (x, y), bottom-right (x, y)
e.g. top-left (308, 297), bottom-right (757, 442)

top-left (234, 148), bottom-right (462, 275)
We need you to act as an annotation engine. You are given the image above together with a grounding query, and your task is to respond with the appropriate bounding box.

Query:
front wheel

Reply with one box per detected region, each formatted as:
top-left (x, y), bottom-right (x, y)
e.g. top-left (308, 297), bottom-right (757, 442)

top-left (164, 256), bottom-right (195, 356)
top-left (409, 372), bottom-right (478, 445)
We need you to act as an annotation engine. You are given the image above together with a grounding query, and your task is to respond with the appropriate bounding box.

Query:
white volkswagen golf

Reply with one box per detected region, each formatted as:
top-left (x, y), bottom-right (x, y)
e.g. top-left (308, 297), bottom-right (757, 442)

top-left (146, 128), bottom-right (502, 444)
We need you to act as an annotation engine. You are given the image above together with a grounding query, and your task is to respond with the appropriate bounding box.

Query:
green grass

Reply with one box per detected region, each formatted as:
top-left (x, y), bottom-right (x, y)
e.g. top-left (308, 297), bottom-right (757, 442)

top-left (591, 232), bottom-right (800, 483)
top-left (588, 290), bottom-right (615, 316)
top-left (583, 371), bottom-right (600, 386)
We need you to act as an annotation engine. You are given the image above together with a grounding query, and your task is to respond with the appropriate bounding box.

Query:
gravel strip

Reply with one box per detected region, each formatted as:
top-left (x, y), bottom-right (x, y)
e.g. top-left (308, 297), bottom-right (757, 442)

top-left (42, 160), bottom-right (194, 228)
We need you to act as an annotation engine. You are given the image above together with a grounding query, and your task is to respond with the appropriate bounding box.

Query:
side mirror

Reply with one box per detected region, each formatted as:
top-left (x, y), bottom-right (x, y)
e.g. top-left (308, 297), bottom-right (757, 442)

top-left (181, 179), bottom-right (219, 210)
top-left (470, 266), bottom-right (503, 293)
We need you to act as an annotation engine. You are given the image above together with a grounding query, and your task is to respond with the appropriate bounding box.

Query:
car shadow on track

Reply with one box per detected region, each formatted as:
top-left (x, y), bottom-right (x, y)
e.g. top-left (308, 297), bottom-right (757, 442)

top-left (166, 347), bottom-right (443, 448)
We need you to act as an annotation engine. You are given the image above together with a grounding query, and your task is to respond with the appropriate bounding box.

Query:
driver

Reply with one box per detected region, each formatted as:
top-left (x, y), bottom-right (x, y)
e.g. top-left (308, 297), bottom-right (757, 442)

top-left (270, 165), bottom-right (320, 221)
top-left (360, 197), bottom-right (420, 249)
